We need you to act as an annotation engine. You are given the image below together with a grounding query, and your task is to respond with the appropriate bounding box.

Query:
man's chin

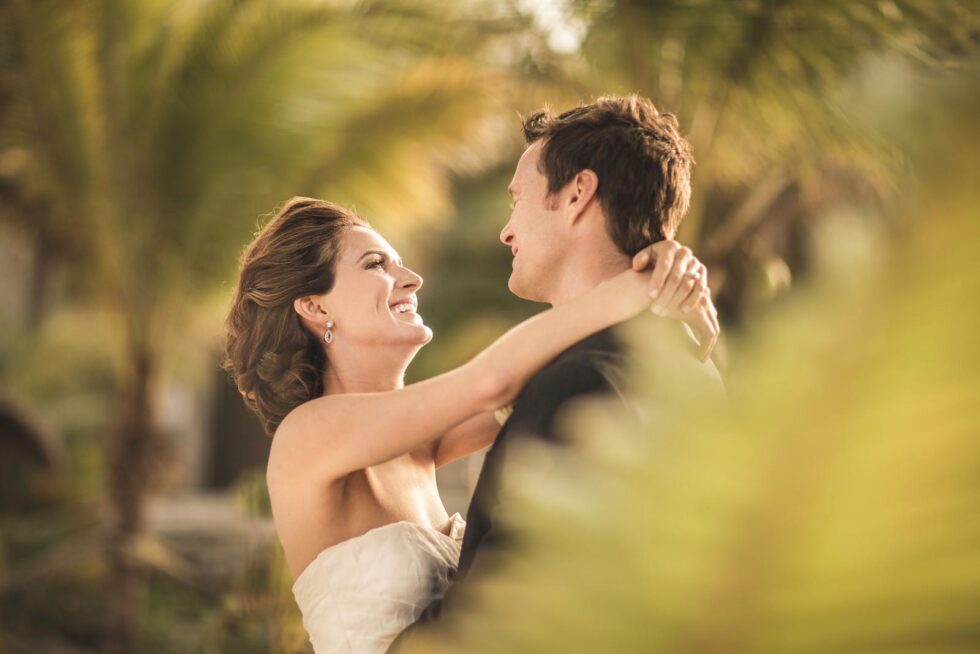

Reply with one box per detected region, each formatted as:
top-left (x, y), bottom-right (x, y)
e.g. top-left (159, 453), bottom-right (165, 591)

top-left (507, 273), bottom-right (546, 303)
top-left (506, 273), bottom-right (526, 299)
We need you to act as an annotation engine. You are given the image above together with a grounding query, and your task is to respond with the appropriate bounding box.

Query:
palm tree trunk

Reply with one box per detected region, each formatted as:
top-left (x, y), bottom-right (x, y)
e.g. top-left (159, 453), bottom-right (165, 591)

top-left (27, 232), bottom-right (53, 330)
top-left (103, 333), bottom-right (156, 654)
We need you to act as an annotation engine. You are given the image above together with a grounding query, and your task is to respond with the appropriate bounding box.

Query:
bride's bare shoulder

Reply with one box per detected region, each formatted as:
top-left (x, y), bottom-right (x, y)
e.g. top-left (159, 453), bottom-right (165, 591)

top-left (267, 396), bottom-right (348, 484)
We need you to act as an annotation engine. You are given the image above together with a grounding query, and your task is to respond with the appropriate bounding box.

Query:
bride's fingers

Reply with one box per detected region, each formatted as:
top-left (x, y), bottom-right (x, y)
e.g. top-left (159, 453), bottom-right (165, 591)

top-left (661, 261), bottom-right (702, 314)
top-left (632, 248), bottom-right (653, 271)
top-left (681, 265), bottom-right (709, 313)
top-left (685, 306), bottom-right (711, 361)
top-left (651, 247), bottom-right (693, 313)
top-left (695, 306), bottom-right (718, 361)
top-left (647, 245), bottom-right (677, 298)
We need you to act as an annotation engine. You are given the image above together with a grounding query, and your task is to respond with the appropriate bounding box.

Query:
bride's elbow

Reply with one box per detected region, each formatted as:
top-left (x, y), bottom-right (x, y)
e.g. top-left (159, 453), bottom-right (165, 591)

top-left (471, 365), bottom-right (515, 413)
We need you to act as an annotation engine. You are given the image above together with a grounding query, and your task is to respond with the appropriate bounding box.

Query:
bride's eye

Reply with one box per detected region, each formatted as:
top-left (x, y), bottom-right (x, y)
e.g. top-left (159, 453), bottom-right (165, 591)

top-left (368, 259), bottom-right (386, 270)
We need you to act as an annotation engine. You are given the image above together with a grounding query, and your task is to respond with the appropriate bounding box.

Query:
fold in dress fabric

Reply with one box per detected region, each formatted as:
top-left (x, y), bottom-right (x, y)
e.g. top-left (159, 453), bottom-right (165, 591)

top-left (292, 513), bottom-right (465, 654)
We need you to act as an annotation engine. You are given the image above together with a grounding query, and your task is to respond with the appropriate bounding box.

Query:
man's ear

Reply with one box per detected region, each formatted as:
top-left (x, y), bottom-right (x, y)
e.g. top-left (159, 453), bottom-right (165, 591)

top-left (564, 168), bottom-right (599, 226)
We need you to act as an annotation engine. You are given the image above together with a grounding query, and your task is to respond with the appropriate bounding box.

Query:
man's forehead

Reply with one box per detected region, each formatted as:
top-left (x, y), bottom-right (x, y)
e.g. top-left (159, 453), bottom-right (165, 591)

top-left (519, 141), bottom-right (542, 166)
top-left (510, 142), bottom-right (542, 192)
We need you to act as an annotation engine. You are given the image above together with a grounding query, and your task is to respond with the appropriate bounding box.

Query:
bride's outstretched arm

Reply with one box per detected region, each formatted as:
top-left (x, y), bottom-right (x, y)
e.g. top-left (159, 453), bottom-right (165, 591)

top-left (273, 269), bottom-right (652, 481)
top-left (432, 240), bottom-right (720, 468)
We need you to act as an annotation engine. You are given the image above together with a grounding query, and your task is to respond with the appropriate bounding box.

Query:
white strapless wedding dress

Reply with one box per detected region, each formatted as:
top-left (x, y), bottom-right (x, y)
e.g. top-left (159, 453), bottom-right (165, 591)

top-left (292, 513), bottom-right (466, 653)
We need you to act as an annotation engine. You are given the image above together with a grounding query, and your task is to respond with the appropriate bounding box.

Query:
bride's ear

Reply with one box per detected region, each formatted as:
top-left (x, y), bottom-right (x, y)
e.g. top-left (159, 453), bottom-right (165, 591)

top-left (293, 295), bottom-right (330, 326)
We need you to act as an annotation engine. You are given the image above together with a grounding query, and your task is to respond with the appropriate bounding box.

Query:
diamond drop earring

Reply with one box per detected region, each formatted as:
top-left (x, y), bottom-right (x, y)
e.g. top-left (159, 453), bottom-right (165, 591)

top-left (323, 320), bottom-right (335, 344)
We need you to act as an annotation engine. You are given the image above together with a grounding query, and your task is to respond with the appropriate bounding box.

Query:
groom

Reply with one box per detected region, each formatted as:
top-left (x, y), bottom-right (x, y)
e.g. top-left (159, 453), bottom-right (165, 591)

top-left (392, 95), bottom-right (723, 646)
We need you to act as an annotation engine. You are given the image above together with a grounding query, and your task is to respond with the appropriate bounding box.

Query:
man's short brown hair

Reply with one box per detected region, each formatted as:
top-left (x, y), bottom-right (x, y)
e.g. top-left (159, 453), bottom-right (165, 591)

top-left (522, 95), bottom-right (693, 255)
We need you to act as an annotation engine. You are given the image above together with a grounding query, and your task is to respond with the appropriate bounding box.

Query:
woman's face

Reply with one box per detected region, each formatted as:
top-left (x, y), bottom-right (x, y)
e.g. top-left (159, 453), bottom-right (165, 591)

top-left (323, 226), bottom-right (432, 348)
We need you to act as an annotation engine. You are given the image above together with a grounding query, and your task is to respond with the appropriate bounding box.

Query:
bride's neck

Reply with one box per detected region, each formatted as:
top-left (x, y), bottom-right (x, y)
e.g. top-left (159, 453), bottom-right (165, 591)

top-left (323, 345), bottom-right (418, 395)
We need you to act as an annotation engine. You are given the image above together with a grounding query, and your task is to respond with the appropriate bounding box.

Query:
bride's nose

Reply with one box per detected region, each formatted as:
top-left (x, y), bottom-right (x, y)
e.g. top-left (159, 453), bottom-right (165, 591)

top-left (399, 267), bottom-right (423, 291)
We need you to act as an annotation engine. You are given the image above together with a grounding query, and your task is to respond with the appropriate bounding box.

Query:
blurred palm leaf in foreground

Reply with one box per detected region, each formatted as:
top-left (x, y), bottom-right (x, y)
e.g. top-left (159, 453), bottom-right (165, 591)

top-left (405, 59), bottom-right (980, 653)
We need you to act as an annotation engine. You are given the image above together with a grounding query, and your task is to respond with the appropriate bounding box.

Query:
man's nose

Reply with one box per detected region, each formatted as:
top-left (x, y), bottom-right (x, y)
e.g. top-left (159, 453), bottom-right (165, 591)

top-left (500, 223), bottom-right (514, 246)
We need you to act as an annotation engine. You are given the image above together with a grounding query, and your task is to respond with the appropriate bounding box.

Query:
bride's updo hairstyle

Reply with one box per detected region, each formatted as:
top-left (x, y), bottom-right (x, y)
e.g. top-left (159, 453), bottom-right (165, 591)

top-left (222, 197), bottom-right (366, 436)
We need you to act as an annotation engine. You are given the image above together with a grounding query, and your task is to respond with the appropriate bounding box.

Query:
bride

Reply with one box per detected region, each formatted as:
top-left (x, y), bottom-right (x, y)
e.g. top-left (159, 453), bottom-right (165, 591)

top-left (222, 197), bottom-right (715, 653)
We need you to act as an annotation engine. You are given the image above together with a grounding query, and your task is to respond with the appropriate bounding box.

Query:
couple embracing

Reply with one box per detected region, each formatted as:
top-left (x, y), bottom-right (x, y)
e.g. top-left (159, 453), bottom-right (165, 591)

top-left (222, 95), bottom-right (725, 653)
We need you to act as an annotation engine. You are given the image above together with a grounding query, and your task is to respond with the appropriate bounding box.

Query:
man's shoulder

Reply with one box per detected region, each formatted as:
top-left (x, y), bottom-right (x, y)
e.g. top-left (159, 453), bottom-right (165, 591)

top-left (507, 327), bottom-right (628, 433)
top-left (565, 325), bottom-right (625, 357)
top-left (532, 325), bottom-right (626, 387)
top-left (533, 326), bottom-right (626, 377)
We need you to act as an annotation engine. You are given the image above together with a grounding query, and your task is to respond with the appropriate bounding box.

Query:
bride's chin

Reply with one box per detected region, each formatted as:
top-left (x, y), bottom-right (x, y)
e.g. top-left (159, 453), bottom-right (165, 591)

top-left (411, 324), bottom-right (433, 346)
top-left (393, 322), bottom-right (433, 346)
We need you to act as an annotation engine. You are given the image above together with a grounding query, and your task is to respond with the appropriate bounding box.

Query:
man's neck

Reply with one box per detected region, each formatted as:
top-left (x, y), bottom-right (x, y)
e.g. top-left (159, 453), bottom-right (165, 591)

top-left (548, 251), bottom-right (632, 307)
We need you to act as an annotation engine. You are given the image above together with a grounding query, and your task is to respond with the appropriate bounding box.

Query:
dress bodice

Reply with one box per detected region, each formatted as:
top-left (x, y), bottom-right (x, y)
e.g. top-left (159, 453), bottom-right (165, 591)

top-left (292, 513), bottom-right (465, 654)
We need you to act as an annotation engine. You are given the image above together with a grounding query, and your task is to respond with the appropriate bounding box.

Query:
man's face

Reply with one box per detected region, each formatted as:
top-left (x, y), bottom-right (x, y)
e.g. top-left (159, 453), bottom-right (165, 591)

top-left (500, 142), bottom-right (568, 303)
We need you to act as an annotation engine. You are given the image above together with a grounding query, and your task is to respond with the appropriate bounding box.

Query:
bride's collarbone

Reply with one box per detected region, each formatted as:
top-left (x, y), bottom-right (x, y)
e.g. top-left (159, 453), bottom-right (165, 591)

top-left (270, 450), bottom-right (442, 544)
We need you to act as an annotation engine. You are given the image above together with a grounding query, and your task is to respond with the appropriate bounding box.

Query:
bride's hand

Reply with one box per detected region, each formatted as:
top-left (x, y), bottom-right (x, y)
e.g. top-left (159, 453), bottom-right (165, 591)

top-left (631, 241), bottom-right (720, 362)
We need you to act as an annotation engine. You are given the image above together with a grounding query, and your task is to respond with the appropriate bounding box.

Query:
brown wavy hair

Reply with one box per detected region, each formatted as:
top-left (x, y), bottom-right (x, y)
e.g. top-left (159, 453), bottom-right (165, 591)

top-left (522, 95), bottom-right (693, 255)
top-left (222, 197), bottom-right (366, 436)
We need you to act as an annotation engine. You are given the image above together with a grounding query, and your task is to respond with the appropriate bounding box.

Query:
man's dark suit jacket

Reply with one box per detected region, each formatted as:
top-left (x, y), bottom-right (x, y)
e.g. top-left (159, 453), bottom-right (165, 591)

top-left (390, 326), bottom-right (626, 649)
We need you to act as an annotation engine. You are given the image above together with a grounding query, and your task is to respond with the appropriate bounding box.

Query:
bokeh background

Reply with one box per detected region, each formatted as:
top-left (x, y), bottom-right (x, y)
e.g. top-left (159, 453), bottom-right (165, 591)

top-left (0, 1), bottom-right (977, 652)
